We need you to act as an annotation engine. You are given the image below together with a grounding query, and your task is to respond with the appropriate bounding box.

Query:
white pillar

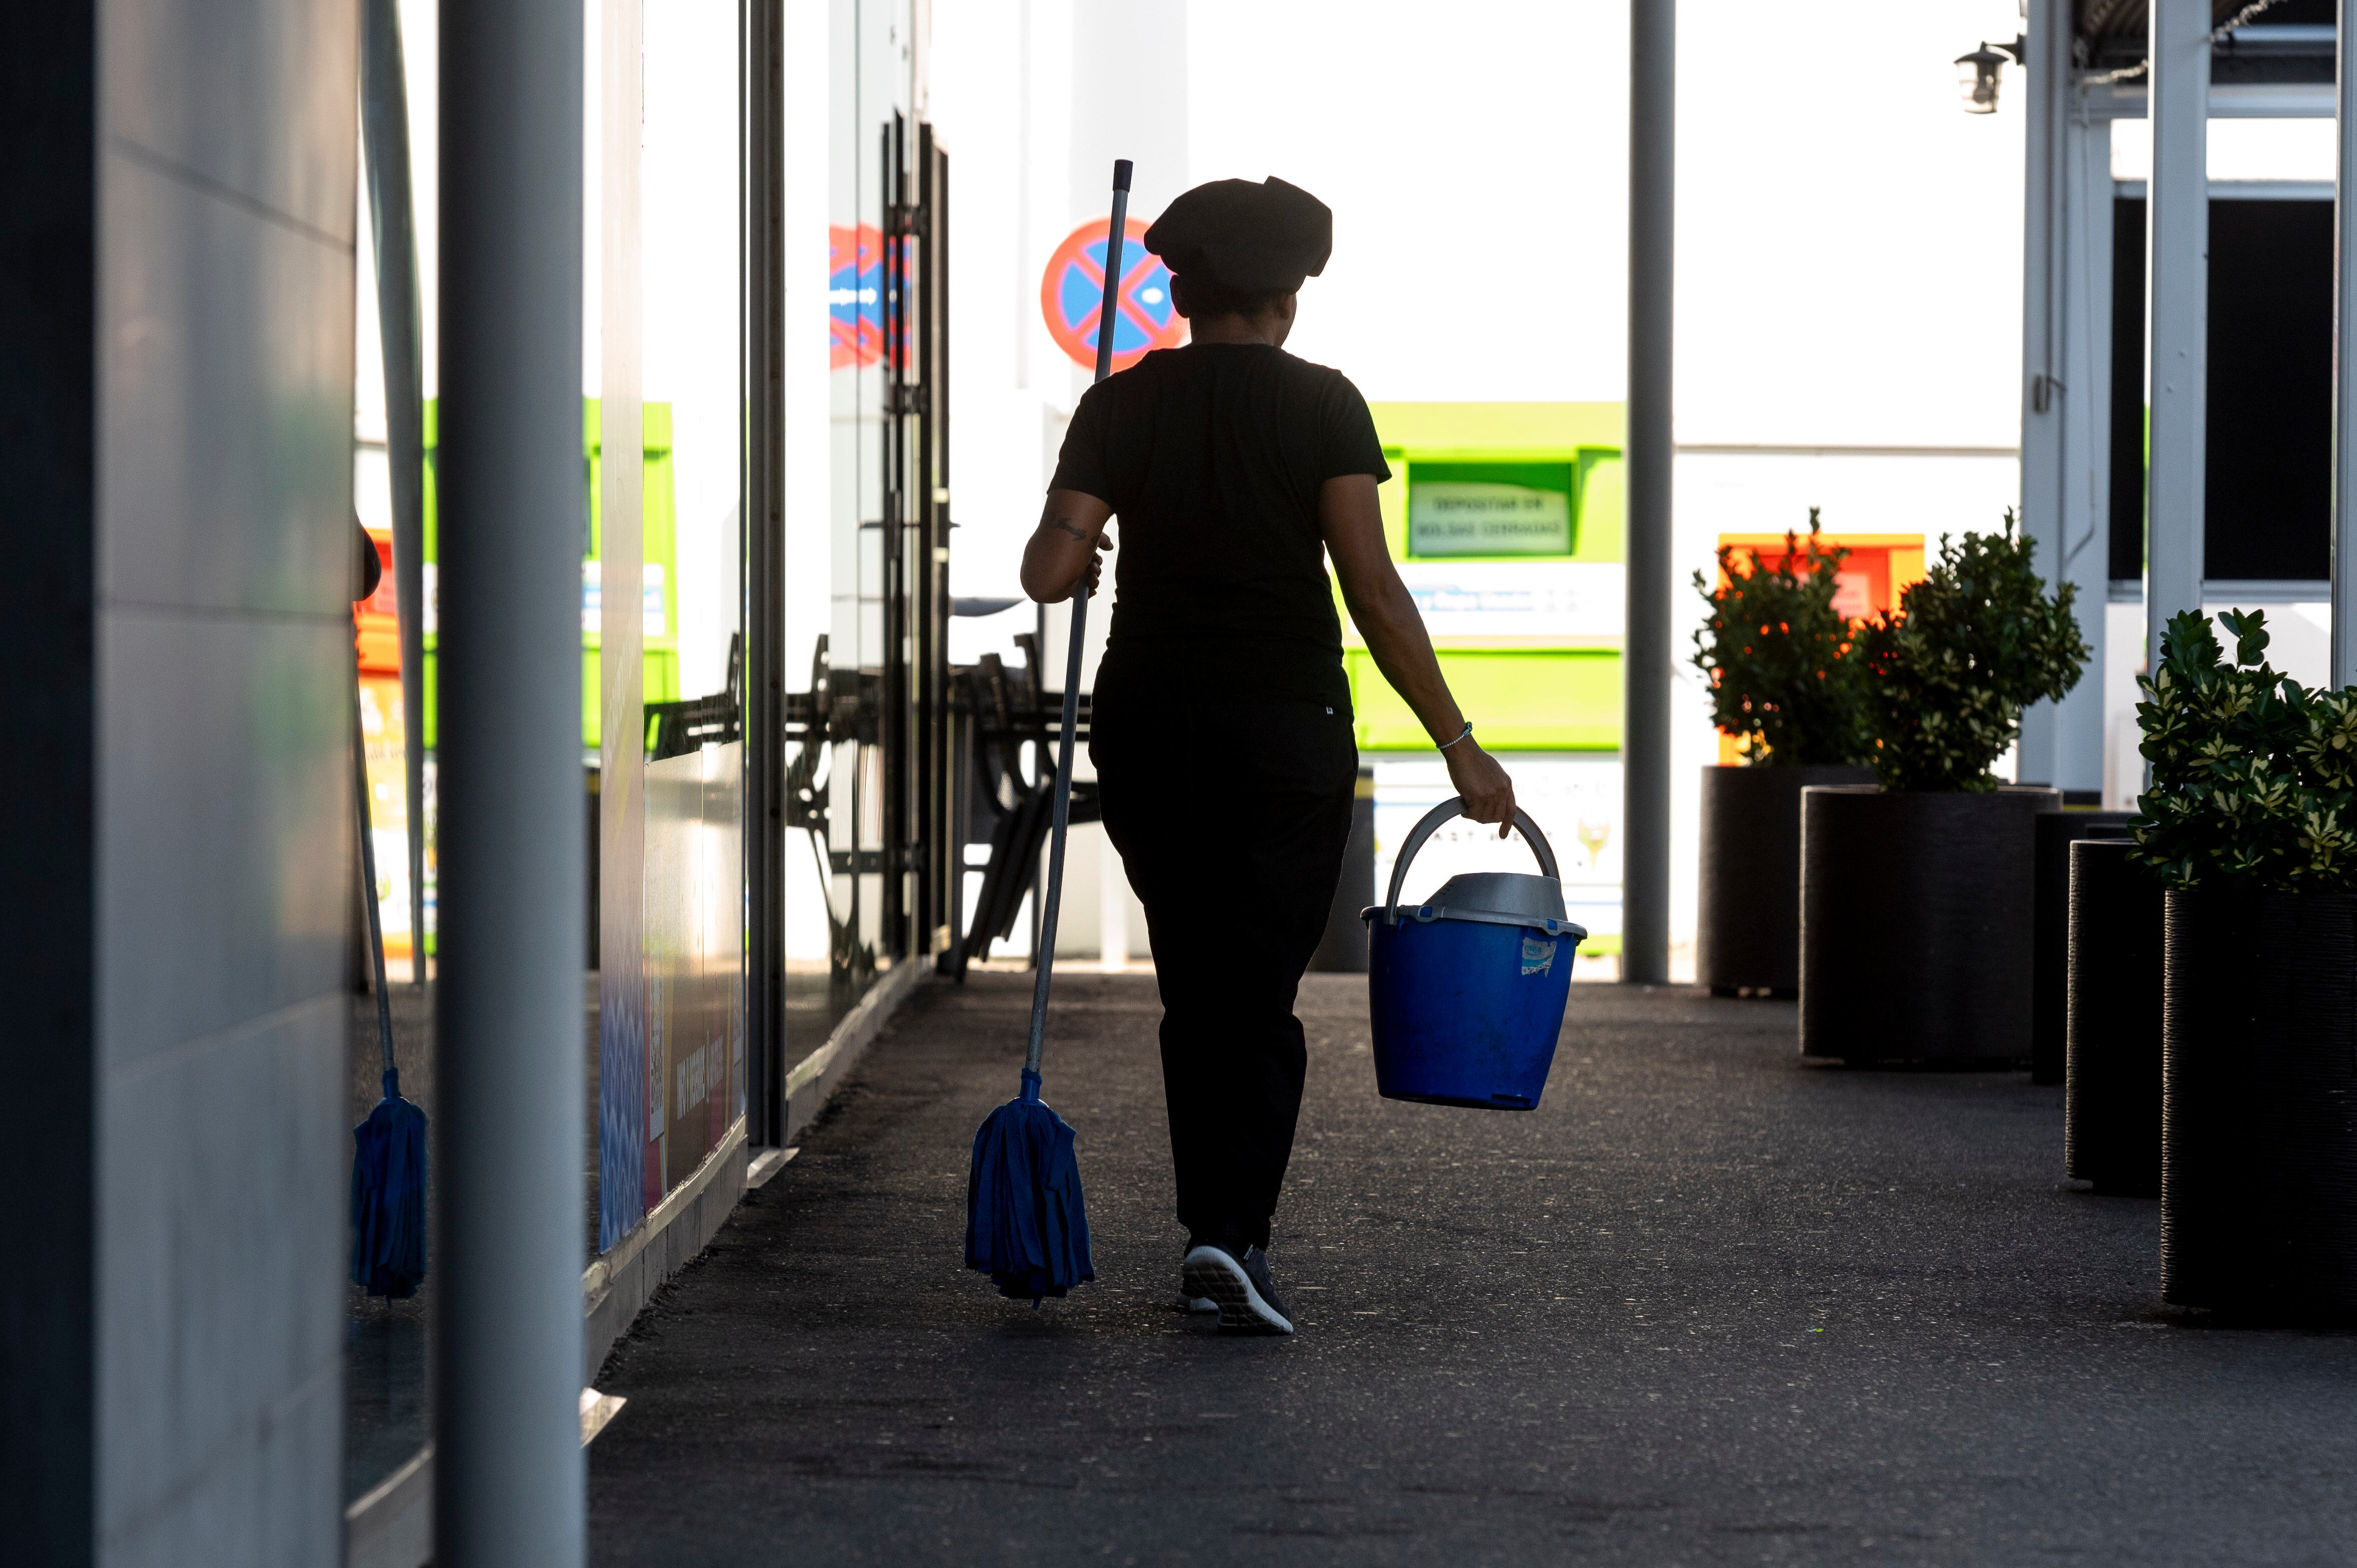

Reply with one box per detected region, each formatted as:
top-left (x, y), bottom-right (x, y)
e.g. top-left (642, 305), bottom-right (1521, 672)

top-left (2017, 0), bottom-right (2064, 785)
top-left (2146, 0), bottom-right (2209, 671)
top-left (2334, 0), bottom-right (2357, 685)
top-left (2059, 110), bottom-right (2116, 790)
top-left (2020, 0), bottom-right (2112, 796)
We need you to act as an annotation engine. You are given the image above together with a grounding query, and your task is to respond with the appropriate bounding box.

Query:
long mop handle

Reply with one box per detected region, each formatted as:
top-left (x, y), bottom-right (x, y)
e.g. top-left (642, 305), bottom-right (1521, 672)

top-left (1025, 157), bottom-right (1132, 1079)
top-left (352, 668), bottom-right (397, 1078)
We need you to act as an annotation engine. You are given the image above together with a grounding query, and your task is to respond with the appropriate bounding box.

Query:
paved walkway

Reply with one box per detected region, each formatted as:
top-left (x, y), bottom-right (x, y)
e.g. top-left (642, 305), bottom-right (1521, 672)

top-left (587, 973), bottom-right (2357, 1565)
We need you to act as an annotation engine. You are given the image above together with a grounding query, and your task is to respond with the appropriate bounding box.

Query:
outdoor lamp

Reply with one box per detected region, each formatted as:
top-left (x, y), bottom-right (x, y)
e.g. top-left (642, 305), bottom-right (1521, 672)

top-left (1956, 38), bottom-right (2026, 115)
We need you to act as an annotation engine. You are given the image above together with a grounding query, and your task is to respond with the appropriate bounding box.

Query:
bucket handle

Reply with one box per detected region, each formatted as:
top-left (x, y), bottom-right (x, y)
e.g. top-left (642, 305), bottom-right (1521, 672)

top-left (1382, 796), bottom-right (1560, 925)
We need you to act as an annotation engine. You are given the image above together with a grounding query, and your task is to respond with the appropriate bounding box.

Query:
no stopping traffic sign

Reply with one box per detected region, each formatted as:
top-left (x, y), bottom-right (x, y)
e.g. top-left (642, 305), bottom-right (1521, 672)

top-left (1039, 216), bottom-right (1186, 373)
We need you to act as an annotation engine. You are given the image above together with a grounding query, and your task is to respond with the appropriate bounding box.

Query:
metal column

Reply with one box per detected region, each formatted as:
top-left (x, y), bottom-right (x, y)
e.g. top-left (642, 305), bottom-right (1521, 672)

top-left (916, 125), bottom-right (953, 961)
top-left (2335, 0), bottom-right (2357, 685)
top-left (1624, 0), bottom-right (1674, 986)
top-left (744, 0), bottom-right (787, 1143)
top-left (2146, 0), bottom-right (2209, 671)
top-left (434, 0), bottom-right (586, 1559)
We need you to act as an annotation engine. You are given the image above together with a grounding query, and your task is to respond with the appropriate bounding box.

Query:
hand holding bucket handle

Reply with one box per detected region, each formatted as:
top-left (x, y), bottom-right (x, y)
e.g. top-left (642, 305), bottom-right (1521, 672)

top-left (1382, 797), bottom-right (1561, 924)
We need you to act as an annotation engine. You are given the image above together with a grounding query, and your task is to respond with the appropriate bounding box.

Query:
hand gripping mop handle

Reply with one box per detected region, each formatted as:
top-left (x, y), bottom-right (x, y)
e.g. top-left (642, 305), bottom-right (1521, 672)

top-left (1024, 158), bottom-right (1132, 1087)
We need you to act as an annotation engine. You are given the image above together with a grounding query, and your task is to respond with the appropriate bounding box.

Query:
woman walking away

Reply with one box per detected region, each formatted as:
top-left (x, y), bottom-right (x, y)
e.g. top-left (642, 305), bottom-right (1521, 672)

top-left (1020, 176), bottom-right (1518, 1335)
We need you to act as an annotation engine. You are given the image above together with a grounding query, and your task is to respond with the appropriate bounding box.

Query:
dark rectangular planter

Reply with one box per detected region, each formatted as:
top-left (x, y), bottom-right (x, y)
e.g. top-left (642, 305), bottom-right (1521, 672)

top-left (2032, 810), bottom-right (2137, 1084)
top-left (1800, 785), bottom-right (2060, 1066)
top-left (2162, 888), bottom-right (2357, 1317)
top-left (1697, 763), bottom-right (1876, 995)
top-left (2065, 839), bottom-right (2161, 1196)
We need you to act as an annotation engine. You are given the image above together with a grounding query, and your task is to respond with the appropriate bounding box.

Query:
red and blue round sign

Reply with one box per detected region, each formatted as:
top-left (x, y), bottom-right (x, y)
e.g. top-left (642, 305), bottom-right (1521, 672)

top-left (830, 223), bottom-right (886, 369)
top-left (1040, 216), bottom-right (1187, 373)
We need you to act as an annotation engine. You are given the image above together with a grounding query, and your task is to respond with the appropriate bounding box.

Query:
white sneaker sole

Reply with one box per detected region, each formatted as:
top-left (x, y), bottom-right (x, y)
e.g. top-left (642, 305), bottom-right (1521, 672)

top-left (1180, 1246), bottom-right (1294, 1335)
top-left (1181, 1293), bottom-right (1218, 1313)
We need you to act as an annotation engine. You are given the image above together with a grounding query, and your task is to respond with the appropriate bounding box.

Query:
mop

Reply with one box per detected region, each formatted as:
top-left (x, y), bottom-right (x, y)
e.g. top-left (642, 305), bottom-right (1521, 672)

top-left (349, 662), bottom-right (428, 1298)
top-left (964, 157), bottom-right (1135, 1302)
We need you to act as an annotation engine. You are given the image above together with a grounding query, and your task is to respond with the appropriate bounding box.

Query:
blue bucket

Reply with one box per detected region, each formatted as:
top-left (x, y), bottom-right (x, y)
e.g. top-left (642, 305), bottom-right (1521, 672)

top-left (1362, 799), bottom-right (1585, 1110)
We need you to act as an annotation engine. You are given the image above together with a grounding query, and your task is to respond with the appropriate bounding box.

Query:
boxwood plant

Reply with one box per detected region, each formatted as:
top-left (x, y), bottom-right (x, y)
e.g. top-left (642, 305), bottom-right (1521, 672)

top-left (1855, 513), bottom-right (2087, 793)
top-left (2131, 608), bottom-right (2357, 891)
top-left (1691, 511), bottom-right (1871, 766)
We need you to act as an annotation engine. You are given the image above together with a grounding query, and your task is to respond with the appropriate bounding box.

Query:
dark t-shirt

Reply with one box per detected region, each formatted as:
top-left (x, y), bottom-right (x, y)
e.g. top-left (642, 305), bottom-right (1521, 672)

top-left (1049, 342), bottom-right (1391, 710)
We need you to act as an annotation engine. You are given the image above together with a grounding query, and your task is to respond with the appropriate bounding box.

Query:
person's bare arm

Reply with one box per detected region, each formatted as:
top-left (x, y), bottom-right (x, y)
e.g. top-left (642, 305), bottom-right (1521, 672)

top-left (1320, 473), bottom-right (1517, 834)
top-left (1020, 489), bottom-right (1114, 603)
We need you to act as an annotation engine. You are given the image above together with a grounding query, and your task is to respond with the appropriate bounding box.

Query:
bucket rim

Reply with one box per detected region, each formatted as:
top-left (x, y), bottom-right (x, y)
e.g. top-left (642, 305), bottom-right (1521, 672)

top-left (1360, 904), bottom-right (1588, 940)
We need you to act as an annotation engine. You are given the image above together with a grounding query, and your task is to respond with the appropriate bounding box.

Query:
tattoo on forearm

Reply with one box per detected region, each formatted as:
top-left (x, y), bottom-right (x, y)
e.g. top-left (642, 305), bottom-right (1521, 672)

top-left (1050, 519), bottom-right (1096, 544)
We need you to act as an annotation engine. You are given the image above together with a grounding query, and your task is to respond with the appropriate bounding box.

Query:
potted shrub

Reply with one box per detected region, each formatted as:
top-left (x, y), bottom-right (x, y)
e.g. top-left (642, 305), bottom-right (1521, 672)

top-left (1691, 513), bottom-right (1875, 995)
top-left (1799, 514), bottom-right (2086, 1065)
top-left (2131, 608), bottom-right (2357, 1316)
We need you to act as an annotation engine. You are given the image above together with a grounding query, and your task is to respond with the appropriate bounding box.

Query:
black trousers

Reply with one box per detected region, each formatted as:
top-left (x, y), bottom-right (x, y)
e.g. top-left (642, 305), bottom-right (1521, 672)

top-left (1091, 693), bottom-right (1357, 1251)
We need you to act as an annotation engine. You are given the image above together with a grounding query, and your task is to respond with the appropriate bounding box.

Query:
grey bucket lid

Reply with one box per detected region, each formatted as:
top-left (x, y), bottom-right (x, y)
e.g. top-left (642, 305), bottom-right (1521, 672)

top-left (1429, 870), bottom-right (1565, 922)
top-left (1421, 871), bottom-right (1577, 934)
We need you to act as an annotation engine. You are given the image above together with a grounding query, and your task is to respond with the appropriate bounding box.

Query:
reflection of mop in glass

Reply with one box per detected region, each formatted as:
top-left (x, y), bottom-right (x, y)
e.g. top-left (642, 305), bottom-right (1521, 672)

top-left (350, 662), bottom-right (427, 1298)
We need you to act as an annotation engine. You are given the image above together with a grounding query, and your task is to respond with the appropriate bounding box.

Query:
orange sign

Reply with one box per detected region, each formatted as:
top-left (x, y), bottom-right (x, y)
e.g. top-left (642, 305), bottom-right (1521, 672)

top-left (355, 529), bottom-right (401, 673)
top-left (1714, 532), bottom-right (1926, 621)
top-left (1713, 532), bottom-right (1925, 764)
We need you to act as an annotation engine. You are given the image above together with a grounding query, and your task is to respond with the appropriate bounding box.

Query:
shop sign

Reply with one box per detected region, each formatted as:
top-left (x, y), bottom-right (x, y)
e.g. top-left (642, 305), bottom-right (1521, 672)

top-left (1392, 561), bottom-right (1625, 641)
top-left (1409, 482), bottom-right (1572, 557)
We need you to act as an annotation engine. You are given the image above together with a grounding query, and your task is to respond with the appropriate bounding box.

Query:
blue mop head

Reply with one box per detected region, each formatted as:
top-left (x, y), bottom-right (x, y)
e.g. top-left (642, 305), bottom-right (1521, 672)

top-left (351, 1067), bottom-right (429, 1298)
top-left (965, 1070), bottom-right (1095, 1303)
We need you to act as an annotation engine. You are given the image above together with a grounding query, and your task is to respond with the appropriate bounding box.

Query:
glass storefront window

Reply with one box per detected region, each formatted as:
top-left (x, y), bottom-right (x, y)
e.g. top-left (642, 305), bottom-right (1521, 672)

top-left (782, 0), bottom-right (936, 1044)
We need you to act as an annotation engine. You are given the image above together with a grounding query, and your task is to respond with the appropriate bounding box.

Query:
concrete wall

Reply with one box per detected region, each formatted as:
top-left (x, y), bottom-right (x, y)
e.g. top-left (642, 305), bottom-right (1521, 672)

top-left (2, 1), bottom-right (357, 1561)
top-left (97, 0), bottom-right (357, 1558)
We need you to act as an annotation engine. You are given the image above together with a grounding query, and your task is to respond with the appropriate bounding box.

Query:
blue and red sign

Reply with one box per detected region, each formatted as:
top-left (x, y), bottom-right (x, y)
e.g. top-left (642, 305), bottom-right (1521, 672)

top-left (1040, 216), bottom-right (1187, 373)
top-left (830, 223), bottom-right (885, 369)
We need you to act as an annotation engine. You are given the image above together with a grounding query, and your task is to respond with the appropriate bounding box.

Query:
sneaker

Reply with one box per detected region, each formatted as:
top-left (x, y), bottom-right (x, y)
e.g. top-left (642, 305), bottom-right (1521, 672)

top-left (1181, 1243), bottom-right (1294, 1335)
top-left (1177, 1235), bottom-right (1230, 1313)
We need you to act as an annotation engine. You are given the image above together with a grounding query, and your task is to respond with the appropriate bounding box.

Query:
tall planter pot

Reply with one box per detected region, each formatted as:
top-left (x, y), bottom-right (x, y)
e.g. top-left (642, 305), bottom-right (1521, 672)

top-left (2065, 839), bottom-right (2162, 1196)
top-left (1800, 785), bottom-right (2060, 1066)
top-left (2161, 889), bottom-right (2357, 1316)
top-left (2031, 810), bottom-right (2136, 1084)
top-left (1698, 763), bottom-right (1877, 995)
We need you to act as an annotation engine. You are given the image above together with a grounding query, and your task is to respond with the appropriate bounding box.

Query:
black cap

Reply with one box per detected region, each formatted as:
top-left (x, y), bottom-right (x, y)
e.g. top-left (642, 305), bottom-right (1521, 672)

top-left (1143, 177), bottom-right (1332, 294)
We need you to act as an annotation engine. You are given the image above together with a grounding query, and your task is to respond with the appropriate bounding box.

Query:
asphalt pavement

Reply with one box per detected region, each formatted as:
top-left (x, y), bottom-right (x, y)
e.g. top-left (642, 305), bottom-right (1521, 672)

top-left (586, 971), bottom-right (2357, 1566)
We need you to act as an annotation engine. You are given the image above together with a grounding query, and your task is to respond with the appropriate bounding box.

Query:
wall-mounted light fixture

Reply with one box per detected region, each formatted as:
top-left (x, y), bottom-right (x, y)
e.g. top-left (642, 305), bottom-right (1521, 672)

top-left (1956, 36), bottom-right (2028, 115)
